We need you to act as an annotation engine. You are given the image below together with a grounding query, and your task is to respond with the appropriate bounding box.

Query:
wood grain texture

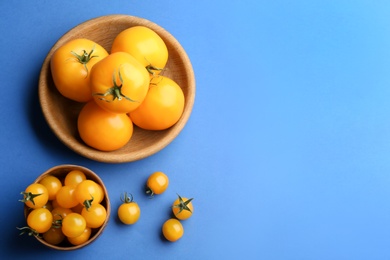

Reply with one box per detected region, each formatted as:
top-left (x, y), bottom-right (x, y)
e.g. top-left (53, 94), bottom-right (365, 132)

top-left (24, 165), bottom-right (111, 250)
top-left (39, 15), bottom-right (196, 163)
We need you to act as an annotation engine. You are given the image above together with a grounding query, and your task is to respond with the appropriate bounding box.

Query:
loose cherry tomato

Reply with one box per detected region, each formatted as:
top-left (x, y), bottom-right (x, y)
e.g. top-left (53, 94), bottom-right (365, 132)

top-left (67, 227), bottom-right (91, 246)
top-left (77, 100), bottom-right (133, 151)
top-left (172, 194), bottom-right (194, 220)
top-left (117, 193), bottom-right (140, 225)
top-left (61, 213), bottom-right (86, 238)
top-left (146, 171), bottom-right (169, 196)
top-left (43, 227), bottom-right (65, 245)
top-left (64, 170), bottom-right (86, 187)
top-left (81, 203), bottom-right (107, 228)
top-left (27, 208), bottom-right (53, 234)
top-left (50, 38), bottom-right (108, 102)
top-left (39, 175), bottom-right (62, 200)
top-left (162, 218), bottom-right (184, 242)
top-left (20, 183), bottom-right (49, 209)
top-left (90, 52), bottom-right (150, 113)
top-left (130, 76), bottom-right (185, 130)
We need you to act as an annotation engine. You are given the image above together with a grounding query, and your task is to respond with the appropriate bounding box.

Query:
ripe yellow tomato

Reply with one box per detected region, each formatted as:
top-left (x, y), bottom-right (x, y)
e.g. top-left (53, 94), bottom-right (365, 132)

top-left (51, 38), bottom-right (108, 102)
top-left (111, 26), bottom-right (168, 76)
top-left (56, 185), bottom-right (79, 209)
top-left (51, 206), bottom-right (73, 221)
top-left (64, 170), bottom-right (86, 187)
top-left (21, 183), bottom-right (49, 209)
top-left (39, 175), bottom-right (62, 200)
top-left (81, 203), bottom-right (107, 228)
top-left (74, 179), bottom-right (104, 206)
top-left (27, 208), bottom-right (53, 233)
top-left (43, 227), bottom-right (65, 245)
top-left (77, 100), bottom-right (133, 151)
top-left (162, 218), bottom-right (184, 242)
top-left (146, 171), bottom-right (169, 196)
top-left (61, 213), bottom-right (86, 238)
top-left (129, 76), bottom-right (185, 130)
top-left (117, 193), bottom-right (140, 225)
top-left (90, 52), bottom-right (150, 113)
top-left (172, 194), bottom-right (194, 220)
top-left (67, 227), bottom-right (91, 246)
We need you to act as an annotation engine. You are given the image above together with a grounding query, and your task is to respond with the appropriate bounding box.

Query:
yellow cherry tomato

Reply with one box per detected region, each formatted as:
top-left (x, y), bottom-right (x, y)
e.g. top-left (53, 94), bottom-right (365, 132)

top-left (90, 52), bottom-right (150, 113)
top-left (81, 203), bottom-right (107, 228)
top-left (130, 76), bottom-right (185, 130)
top-left (117, 193), bottom-right (140, 225)
top-left (77, 100), bottom-right (133, 151)
top-left (162, 218), bottom-right (184, 242)
top-left (67, 227), bottom-right (91, 246)
top-left (39, 175), bottom-right (62, 200)
top-left (20, 183), bottom-right (49, 209)
top-left (56, 185), bottom-right (79, 209)
top-left (172, 194), bottom-right (194, 220)
top-left (74, 179), bottom-right (104, 206)
top-left (43, 227), bottom-right (65, 245)
top-left (64, 170), bottom-right (86, 187)
top-left (61, 213), bottom-right (86, 238)
top-left (146, 171), bottom-right (169, 196)
top-left (51, 206), bottom-right (73, 222)
top-left (111, 26), bottom-right (168, 76)
top-left (27, 208), bottom-right (53, 234)
top-left (50, 38), bottom-right (108, 102)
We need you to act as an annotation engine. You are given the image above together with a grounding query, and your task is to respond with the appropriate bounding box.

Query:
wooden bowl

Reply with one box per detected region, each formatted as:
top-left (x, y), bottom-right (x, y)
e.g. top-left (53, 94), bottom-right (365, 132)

top-left (24, 165), bottom-right (111, 250)
top-left (39, 15), bottom-right (195, 163)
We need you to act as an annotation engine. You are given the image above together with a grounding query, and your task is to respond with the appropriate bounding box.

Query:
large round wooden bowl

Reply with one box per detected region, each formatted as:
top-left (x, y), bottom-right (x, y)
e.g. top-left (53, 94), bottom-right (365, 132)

top-left (39, 15), bottom-right (195, 163)
top-left (23, 165), bottom-right (111, 250)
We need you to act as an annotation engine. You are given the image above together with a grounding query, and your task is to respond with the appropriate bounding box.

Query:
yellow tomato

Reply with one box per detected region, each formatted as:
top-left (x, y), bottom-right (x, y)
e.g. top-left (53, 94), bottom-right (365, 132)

top-left (43, 227), bottom-right (65, 245)
top-left (162, 218), bottom-right (184, 242)
top-left (77, 100), bottom-right (133, 151)
top-left (67, 227), bottom-right (91, 246)
top-left (51, 38), bottom-right (108, 102)
top-left (90, 52), bottom-right (150, 113)
top-left (74, 179), bottom-right (104, 206)
top-left (146, 171), bottom-right (169, 196)
top-left (130, 76), bottom-right (185, 130)
top-left (39, 175), bottom-right (62, 200)
top-left (111, 26), bottom-right (168, 76)
top-left (21, 183), bottom-right (49, 209)
top-left (172, 194), bottom-right (194, 220)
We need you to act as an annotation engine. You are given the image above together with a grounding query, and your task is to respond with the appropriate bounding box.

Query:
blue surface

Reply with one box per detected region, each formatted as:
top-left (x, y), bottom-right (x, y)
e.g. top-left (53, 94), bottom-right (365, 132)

top-left (1, 0), bottom-right (390, 259)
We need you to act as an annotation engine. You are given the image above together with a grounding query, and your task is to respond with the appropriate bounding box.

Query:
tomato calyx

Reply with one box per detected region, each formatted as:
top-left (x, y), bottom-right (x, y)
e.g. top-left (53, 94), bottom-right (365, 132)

top-left (19, 191), bottom-right (42, 206)
top-left (120, 192), bottom-right (135, 204)
top-left (70, 46), bottom-right (98, 76)
top-left (17, 226), bottom-right (40, 237)
top-left (172, 194), bottom-right (193, 214)
top-left (145, 187), bottom-right (155, 197)
top-left (82, 196), bottom-right (94, 211)
top-left (93, 69), bottom-right (138, 103)
top-left (145, 64), bottom-right (163, 77)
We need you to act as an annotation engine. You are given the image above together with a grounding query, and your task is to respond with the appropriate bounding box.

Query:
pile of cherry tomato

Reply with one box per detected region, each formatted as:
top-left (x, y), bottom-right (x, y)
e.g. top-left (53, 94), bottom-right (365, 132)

top-left (50, 26), bottom-right (185, 151)
top-left (19, 170), bottom-right (107, 246)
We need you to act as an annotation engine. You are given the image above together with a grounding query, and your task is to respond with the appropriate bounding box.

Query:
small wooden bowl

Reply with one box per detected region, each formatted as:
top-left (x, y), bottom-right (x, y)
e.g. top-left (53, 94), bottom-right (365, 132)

top-left (24, 165), bottom-right (111, 250)
top-left (39, 15), bottom-right (195, 163)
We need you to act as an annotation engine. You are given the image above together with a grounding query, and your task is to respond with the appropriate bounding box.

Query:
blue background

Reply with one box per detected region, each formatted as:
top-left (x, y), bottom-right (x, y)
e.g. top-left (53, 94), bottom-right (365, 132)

top-left (1, 1), bottom-right (390, 259)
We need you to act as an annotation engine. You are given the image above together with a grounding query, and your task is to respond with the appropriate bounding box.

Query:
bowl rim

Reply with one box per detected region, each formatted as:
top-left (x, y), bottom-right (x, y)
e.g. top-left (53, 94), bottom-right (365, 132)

top-left (24, 164), bottom-right (111, 250)
top-left (38, 14), bottom-right (196, 163)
